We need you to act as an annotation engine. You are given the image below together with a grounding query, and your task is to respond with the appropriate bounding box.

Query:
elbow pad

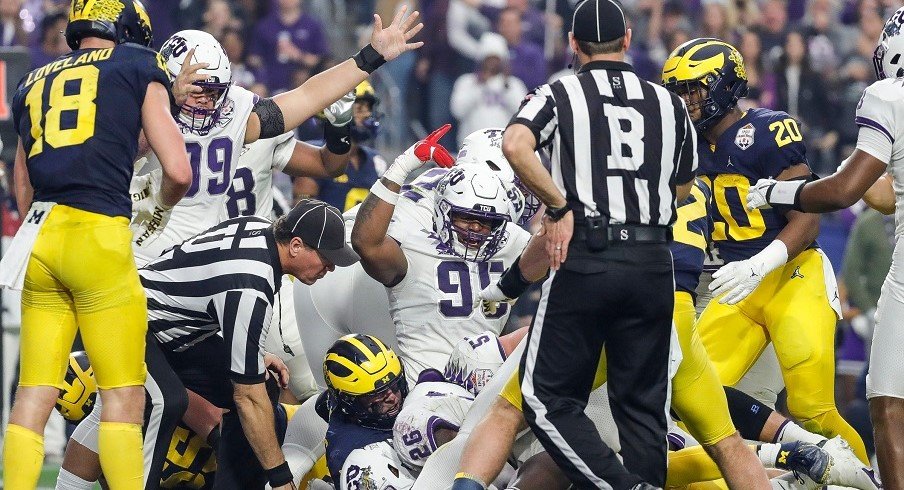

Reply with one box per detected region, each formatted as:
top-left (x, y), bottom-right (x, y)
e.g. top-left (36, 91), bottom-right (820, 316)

top-left (253, 98), bottom-right (287, 139)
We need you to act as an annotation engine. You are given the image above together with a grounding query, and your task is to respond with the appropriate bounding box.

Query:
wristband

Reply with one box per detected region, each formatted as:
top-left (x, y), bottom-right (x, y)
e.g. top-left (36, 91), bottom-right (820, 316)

top-left (266, 461), bottom-right (294, 487)
top-left (765, 180), bottom-right (805, 210)
top-left (544, 205), bottom-right (570, 222)
top-left (371, 180), bottom-right (400, 205)
top-left (353, 44), bottom-right (386, 74)
top-left (497, 257), bottom-right (533, 299)
top-left (324, 122), bottom-right (351, 155)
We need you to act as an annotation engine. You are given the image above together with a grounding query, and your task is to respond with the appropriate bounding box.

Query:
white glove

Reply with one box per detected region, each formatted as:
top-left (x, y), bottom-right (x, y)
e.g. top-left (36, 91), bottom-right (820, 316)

top-left (323, 90), bottom-right (355, 127)
top-left (130, 169), bottom-right (173, 248)
top-left (746, 178), bottom-right (805, 210)
top-left (709, 240), bottom-right (788, 305)
top-left (478, 283), bottom-right (514, 316)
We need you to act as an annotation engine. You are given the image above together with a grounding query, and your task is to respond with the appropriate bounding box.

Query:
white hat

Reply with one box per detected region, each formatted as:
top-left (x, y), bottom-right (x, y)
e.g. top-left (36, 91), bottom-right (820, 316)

top-left (479, 32), bottom-right (510, 61)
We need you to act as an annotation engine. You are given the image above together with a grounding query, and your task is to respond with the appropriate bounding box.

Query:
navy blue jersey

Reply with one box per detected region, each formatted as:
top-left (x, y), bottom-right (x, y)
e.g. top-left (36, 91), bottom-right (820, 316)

top-left (325, 412), bottom-right (393, 480)
top-left (13, 44), bottom-right (171, 218)
top-left (696, 108), bottom-right (810, 263)
top-left (317, 146), bottom-right (385, 211)
top-left (671, 179), bottom-right (711, 296)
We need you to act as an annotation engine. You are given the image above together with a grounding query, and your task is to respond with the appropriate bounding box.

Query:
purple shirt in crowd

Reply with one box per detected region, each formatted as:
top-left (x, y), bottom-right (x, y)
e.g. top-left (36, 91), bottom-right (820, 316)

top-left (251, 12), bottom-right (328, 93)
top-left (509, 41), bottom-right (547, 91)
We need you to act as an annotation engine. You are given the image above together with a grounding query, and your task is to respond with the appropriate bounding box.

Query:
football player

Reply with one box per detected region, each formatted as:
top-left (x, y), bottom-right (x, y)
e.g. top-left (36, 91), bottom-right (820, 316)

top-left (660, 38), bottom-right (870, 465)
top-left (351, 125), bottom-right (533, 383)
top-left (1, 1), bottom-right (192, 487)
top-left (746, 6), bottom-right (904, 485)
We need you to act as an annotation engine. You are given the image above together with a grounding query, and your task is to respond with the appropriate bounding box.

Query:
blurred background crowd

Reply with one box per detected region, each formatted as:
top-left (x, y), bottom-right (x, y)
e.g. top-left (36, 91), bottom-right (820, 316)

top-left (0, 0), bottom-right (901, 463)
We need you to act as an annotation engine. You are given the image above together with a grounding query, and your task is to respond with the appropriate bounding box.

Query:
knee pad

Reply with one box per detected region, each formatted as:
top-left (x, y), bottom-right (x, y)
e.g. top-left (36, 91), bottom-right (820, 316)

top-left (723, 386), bottom-right (773, 441)
top-left (70, 399), bottom-right (102, 453)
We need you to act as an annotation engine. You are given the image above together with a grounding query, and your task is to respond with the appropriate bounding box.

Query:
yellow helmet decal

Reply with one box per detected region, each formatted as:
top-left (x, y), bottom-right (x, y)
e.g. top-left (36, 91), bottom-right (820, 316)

top-left (134, 1), bottom-right (152, 33)
top-left (661, 39), bottom-right (746, 86)
top-left (70, 0), bottom-right (124, 22)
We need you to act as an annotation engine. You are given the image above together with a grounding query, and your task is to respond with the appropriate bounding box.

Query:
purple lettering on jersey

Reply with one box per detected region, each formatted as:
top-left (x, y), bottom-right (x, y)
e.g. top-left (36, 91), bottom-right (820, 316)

top-left (185, 136), bottom-right (234, 198)
top-left (436, 260), bottom-right (508, 318)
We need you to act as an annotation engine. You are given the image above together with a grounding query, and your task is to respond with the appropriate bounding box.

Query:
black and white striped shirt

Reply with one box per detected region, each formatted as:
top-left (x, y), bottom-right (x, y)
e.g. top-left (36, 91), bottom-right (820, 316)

top-left (139, 217), bottom-right (281, 384)
top-left (511, 60), bottom-right (697, 226)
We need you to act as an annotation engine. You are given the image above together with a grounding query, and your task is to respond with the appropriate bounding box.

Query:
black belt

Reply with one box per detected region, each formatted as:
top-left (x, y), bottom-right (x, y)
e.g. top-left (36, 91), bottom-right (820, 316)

top-left (573, 223), bottom-right (671, 244)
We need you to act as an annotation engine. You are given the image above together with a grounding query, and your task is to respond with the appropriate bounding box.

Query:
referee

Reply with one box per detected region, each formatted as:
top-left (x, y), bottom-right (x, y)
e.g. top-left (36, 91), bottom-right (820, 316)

top-left (502, 1), bottom-right (697, 487)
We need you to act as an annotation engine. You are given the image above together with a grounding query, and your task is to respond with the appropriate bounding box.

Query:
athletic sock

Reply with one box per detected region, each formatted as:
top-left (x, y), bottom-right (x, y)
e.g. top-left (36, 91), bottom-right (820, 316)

top-left (3, 424), bottom-right (45, 489)
top-left (55, 468), bottom-right (96, 490)
top-left (775, 419), bottom-right (824, 445)
top-left (98, 422), bottom-right (144, 490)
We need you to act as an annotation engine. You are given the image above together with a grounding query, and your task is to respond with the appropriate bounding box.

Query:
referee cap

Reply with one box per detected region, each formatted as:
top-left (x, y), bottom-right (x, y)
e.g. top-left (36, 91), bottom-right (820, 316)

top-left (284, 199), bottom-right (359, 267)
top-left (572, 0), bottom-right (627, 43)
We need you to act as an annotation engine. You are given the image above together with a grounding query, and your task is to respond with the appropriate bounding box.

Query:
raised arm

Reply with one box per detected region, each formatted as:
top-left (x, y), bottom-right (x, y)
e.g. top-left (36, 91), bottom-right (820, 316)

top-left (244, 7), bottom-right (423, 144)
top-left (141, 81), bottom-right (191, 207)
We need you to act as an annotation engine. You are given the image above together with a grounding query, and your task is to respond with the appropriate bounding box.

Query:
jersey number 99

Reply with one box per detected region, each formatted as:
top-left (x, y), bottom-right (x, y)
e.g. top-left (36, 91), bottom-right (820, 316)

top-left (24, 65), bottom-right (99, 157)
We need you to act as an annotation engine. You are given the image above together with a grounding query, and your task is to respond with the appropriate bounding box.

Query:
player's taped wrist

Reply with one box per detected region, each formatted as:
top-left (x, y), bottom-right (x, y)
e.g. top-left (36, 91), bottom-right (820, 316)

top-left (370, 179), bottom-right (399, 205)
top-left (753, 240), bottom-right (788, 275)
top-left (497, 257), bottom-right (533, 300)
top-left (266, 461), bottom-right (294, 487)
top-left (765, 180), bottom-right (805, 210)
top-left (353, 44), bottom-right (386, 73)
top-left (383, 153), bottom-right (418, 186)
top-left (323, 122), bottom-right (351, 155)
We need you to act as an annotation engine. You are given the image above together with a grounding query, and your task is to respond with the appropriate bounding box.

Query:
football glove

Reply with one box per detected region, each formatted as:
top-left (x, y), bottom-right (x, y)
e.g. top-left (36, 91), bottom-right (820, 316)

top-left (477, 283), bottom-right (515, 317)
top-left (709, 240), bottom-right (788, 304)
top-left (323, 90), bottom-right (356, 127)
top-left (130, 169), bottom-right (173, 248)
top-left (382, 124), bottom-right (455, 185)
top-left (747, 178), bottom-right (805, 210)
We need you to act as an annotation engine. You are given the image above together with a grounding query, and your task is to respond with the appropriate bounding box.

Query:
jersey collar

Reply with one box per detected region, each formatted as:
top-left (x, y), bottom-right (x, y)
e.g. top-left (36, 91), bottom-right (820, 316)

top-left (578, 60), bottom-right (635, 74)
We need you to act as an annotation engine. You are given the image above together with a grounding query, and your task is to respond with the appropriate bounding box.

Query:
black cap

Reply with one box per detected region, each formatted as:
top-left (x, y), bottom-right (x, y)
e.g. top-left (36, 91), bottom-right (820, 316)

top-left (572, 0), bottom-right (627, 43)
top-left (284, 199), bottom-right (359, 267)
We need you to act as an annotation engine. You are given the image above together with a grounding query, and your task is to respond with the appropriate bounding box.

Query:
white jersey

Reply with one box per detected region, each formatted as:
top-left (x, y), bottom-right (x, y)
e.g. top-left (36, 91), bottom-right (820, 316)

top-left (340, 441), bottom-right (415, 490)
top-left (133, 86), bottom-right (257, 266)
top-left (392, 381), bottom-right (475, 470)
top-left (855, 79), bottom-right (904, 400)
top-left (388, 216), bottom-right (530, 383)
top-left (221, 131), bottom-right (295, 220)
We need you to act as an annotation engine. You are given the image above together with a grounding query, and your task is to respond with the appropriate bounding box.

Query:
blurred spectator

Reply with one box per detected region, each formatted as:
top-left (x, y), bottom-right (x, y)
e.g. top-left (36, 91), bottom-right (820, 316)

top-left (775, 30), bottom-right (837, 174)
top-left (416, 0), bottom-right (461, 148)
top-left (700, 0), bottom-right (737, 41)
top-left (757, 0), bottom-right (792, 56)
top-left (220, 28), bottom-right (257, 90)
top-left (203, 0), bottom-right (242, 40)
top-left (802, 0), bottom-right (858, 63)
top-left (450, 33), bottom-right (527, 147)
top-left (29, 12), bottom-right (66, 69)
top-left (497, 6), bottom-right (546, 91)
top-left (249, 0), bottom-right (328, 94)
top-left (835, 33), bottom-right (875, 154)
top-left (737, 30), bottom-right (777, 110)
top-left (298, 81), bottom-right (388, 210)
top-left (0, 0), bottom-right (27, 47)
top-left (447, 0), bottom-right (492, 68)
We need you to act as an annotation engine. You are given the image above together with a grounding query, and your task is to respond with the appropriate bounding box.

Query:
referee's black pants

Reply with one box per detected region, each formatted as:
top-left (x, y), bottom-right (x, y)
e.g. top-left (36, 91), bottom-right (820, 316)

top-left (519, 243), bottom-right (673, 489)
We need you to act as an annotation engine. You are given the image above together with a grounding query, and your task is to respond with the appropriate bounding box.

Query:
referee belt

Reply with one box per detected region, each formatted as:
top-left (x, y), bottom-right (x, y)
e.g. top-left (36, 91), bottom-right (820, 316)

top-left (573, 223), bottom-right (671, 244)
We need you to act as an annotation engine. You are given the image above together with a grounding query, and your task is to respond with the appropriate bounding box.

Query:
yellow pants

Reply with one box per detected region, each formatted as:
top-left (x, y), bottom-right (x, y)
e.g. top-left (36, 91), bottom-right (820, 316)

top-left (20, 205), bottom-right (147, 390)
top-left (696, 250), bottom-right (863, 441)
top-left (501, 292), bottom-right (736, 446)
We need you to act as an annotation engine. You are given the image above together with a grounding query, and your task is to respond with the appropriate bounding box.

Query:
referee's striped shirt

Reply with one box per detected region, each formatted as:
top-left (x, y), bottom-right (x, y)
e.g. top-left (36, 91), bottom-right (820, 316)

top-left (510, 60), bottom-right (697, 226)
top-left (139, 217), bottom-right (281, 384)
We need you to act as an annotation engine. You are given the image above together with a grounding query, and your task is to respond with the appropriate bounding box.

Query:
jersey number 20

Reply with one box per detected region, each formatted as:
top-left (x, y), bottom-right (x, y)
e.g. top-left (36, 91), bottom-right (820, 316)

top-left (24, 65), bottom-right (99, 157)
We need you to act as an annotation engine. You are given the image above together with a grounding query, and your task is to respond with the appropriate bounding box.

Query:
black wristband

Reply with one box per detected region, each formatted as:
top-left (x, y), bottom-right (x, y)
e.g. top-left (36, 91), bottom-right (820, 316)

top-left (353, 44), bottom-right (386, 73)
top-left (497, 257), bottom-right (533, 299)
top-left (267, 461), bottom-right (294, 487)
top-left (544, 205), bottom-right (570, 222)
top-left (324, 121), bottom-right (352, 155)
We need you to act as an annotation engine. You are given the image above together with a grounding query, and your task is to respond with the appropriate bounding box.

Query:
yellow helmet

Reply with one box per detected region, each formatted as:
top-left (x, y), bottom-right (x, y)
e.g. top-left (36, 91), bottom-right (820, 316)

top-left (661, 38), bottom-right (748, 130)
top-left (66, 0), bottom-right (153, 50)
top-left (354, 80), bottom-right (378, 106)
top-left (55, 351), bottom-right (98, 423)
top-left (323, 334), bottom-right (407, 428)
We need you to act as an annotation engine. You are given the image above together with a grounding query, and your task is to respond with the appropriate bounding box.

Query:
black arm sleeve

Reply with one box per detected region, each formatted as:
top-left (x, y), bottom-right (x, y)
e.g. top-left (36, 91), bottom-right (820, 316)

top-left (253, 98), bottom-right (287, 139)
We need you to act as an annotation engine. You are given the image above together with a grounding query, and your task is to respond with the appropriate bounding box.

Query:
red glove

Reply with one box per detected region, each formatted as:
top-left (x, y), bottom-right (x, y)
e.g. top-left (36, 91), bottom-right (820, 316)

top-left (384, 124), bottom-right (456, 185)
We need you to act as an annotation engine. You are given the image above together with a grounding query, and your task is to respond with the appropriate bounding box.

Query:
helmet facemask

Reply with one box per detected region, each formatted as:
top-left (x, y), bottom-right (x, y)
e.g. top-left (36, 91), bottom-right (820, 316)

top-left (333, 374), bottom-right (408, 429)
top-left (436, 202), bottom-right (510, 262)
top-left (178, 82), bottom-right (231, 135)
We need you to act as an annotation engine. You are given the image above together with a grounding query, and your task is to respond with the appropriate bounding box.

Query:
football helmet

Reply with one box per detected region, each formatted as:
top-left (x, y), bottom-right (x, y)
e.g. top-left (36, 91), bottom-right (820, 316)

top-left (55, 351), bottom-right (97, 423)
top-left (874, 6), bottom-right (904, 79)
top-left (350, 80), bottom-right (382, 142)
top-left (456, 128), bottom-right (540, 226)
top-left (161, 30), bottom-right (232, 135)
top-left (433, 165), bottom-right (518, 262)
top-left (323, 334), bottom-right (408, 429)
top-left (661, 38), bottom-right (749, 131)
top-left (444, 332), bottom-right (506, 395)
top-left (66, 0), bottom-right (153, 50)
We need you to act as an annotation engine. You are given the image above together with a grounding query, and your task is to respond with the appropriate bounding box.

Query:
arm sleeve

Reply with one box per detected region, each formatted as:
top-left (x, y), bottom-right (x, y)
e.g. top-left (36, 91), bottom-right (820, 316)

top-left (675, 99), bottom-right (698, 184)
top-left (855, 86), bottom-right (896, 164)
top-left (508, 84), bottom-right (558, 149)
top-left (212, 290), bottom-right (274, 383)
top-left (271, 131), bottom-right (296, 172)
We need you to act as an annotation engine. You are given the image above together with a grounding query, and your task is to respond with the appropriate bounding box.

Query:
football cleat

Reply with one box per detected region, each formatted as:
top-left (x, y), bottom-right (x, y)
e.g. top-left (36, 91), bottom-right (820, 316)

top-left (772, 472), bottom-right (820, 490)
top-left (774, 441), bottom-right (832, 485)
top-left (819, 436), bottom-right (883, 490)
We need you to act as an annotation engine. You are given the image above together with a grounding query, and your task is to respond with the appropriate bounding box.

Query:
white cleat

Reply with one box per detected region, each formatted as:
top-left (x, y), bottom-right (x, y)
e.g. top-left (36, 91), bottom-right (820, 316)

top-left (771, 472), bottom-right (821, 490)
top-left (819, 436), bottom-right (883, 489)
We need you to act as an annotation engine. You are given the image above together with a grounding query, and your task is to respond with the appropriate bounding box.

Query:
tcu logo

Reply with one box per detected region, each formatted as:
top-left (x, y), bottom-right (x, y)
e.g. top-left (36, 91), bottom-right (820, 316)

top-left (161, 36), bottom-right (188, 61)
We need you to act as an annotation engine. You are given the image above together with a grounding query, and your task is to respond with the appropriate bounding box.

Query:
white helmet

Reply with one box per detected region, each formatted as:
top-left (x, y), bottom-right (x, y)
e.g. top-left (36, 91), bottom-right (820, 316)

top-left (160, 30), bottom-right (233, 134)
top-left (457, 128), bottom-right (541, 226)
top-left (874, 6), bottom-right (904, 79)
top-left (432, 165), bottom-right (518, 262)
top-left (443, 331), bottom-right (506, 395)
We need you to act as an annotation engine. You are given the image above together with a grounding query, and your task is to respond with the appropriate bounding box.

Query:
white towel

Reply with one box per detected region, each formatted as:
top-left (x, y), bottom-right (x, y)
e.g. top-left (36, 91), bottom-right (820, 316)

top-left (0, 202), bottom-right (56, 290)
